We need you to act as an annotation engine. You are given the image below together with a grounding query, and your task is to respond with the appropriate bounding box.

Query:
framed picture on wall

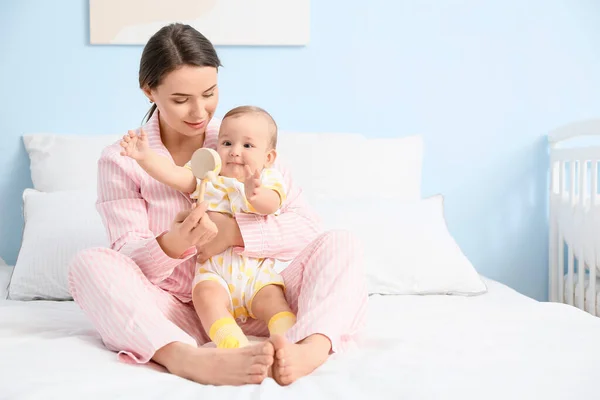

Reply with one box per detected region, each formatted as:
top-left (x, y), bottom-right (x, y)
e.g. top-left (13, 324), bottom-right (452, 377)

top-left (89, 0), bottom-right (310, 46)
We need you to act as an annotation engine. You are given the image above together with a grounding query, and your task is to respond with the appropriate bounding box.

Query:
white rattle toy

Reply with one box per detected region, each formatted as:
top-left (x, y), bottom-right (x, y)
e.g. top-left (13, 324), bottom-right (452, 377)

top-left (190, 148), bottom-right (221, 202)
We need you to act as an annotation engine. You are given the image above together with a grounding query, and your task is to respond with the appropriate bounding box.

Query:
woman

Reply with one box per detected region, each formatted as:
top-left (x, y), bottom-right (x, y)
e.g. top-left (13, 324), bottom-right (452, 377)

top-left (68, 23), bottom-right (367, 386)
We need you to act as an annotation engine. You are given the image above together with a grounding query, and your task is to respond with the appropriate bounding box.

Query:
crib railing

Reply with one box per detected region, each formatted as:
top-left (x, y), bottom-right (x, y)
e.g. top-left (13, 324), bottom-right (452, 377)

top-left (548, 120), bottom-right (600, 316)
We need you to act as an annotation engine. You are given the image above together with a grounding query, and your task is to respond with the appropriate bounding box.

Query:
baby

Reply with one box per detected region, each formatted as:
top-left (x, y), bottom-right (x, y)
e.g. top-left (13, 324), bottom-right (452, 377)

top-left (120, 105), bottom-right (296, 348)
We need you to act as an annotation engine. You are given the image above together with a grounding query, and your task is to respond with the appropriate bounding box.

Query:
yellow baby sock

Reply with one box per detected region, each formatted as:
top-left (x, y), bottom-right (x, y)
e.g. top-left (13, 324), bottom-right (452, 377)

top-left (208, 317), bottom-right (249, 348)
top-left (268, 311), bottom-right (297, 336)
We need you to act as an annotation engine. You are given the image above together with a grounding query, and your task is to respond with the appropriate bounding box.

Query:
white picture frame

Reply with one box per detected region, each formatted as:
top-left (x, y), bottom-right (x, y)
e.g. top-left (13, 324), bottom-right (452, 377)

top-left (89, 0), bottom-right (310, 46)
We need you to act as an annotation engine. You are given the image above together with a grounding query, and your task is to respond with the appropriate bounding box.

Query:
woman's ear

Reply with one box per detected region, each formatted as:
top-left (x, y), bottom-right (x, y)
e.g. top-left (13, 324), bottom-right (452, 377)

top-left (265, 149), bottom-right (277, 167)
top-left (142, 86), bottom-right (155, 103)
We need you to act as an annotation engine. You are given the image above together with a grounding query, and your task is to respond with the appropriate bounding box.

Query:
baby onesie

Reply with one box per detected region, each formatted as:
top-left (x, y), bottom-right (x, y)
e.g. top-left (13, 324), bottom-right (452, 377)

top-left (187, 167), bottom-right (287, 322)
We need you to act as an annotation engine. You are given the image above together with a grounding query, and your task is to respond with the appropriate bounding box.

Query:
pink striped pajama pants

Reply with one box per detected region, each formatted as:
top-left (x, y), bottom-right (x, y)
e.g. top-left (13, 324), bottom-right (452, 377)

top-left (68, 230), bottom-right (367, 364)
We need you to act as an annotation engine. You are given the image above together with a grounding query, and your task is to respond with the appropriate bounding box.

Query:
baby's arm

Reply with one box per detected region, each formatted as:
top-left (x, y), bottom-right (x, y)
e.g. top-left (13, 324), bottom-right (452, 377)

top-left (244, 167), bottom-right (286, 215)
top-left (120, 129), bottom-right (197, 193)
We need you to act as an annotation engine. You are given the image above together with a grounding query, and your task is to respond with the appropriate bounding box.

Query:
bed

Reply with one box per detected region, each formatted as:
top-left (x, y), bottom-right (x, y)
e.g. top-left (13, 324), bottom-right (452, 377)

top-left (2, 128), bottom-right (599, 399)
top-left (2, 266), bottom-right (599, 399)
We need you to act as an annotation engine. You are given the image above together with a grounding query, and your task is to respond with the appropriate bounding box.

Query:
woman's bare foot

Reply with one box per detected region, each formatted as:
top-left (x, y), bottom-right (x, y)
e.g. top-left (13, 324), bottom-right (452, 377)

top-left (269, 334), bottom-right (331, 385)
top-left (154, 341), bottom-right (274, 386)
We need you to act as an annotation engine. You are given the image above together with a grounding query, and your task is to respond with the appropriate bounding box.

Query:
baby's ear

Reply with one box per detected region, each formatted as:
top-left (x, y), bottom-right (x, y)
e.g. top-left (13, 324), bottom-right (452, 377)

top-left (265, 149), bottom-right (277, 167)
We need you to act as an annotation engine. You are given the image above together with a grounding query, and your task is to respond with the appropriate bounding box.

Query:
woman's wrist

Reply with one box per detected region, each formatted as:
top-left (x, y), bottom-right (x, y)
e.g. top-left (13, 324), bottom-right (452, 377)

top-left (157, 231), bottom-right (188, 259)
top-left (207, 211), bottom-right (245, 248)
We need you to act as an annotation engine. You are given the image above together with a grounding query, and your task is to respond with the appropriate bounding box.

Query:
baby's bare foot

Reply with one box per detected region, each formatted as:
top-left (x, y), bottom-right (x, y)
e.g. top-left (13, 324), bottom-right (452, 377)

top-left (269, 334), bottom-right (330, 386)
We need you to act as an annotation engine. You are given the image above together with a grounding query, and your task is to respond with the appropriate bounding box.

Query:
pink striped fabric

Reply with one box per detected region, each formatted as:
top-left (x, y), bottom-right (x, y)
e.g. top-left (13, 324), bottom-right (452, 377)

top-left (68, 110), bottom-right (367, 363)
top-left (239, 230), bottom-right (368, 353)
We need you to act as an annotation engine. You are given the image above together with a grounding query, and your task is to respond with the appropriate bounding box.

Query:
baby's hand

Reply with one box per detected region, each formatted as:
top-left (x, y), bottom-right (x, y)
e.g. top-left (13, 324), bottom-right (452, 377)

top-left (120, 129), bottom-right (149, 161)
top-left (244, 165), bottom-right (262, 201)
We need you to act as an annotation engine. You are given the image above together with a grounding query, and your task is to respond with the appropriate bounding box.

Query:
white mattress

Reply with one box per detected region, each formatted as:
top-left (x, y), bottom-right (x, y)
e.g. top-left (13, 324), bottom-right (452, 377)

top-left (1, 268), bottom-right (599, 399)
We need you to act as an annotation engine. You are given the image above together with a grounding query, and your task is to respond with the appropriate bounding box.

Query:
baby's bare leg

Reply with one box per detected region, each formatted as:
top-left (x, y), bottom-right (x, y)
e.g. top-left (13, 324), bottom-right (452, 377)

top-left (192, 280), bottom-right (249, 348)
top-left (250, 285), bottom-right (296, 336)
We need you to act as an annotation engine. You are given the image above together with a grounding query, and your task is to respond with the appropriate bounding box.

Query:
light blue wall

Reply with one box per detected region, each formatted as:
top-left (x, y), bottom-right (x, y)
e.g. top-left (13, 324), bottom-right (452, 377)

top-left (2, 0), bottom-right (600, 301)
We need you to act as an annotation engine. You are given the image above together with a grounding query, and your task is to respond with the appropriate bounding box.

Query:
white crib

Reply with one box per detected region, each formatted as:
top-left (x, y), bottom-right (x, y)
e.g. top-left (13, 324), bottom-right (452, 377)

top-left (549, 120), bottom-right (600, 316)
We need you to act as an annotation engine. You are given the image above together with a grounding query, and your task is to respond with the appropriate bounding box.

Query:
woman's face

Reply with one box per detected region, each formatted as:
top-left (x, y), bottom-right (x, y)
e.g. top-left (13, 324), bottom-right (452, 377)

top-left (144, 65), bottom-right (219, 138)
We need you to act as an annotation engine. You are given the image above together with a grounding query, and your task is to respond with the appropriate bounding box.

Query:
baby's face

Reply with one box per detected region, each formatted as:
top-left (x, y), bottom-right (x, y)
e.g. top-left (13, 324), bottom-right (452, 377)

top-left (217, 113), bottom-right (276, 180)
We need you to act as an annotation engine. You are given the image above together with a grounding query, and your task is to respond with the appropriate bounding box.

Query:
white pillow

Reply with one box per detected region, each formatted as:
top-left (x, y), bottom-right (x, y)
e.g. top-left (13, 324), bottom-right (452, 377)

top-left (277, 132), bottom-right (422, 202)
top-left (313, 195), bottom-right (487, 295)
top-left (23, 133), bottom-right (121, 192)
top-left (23, 132), bottom-right (423, 201)
top-left (0, 265), bottom-right (13, 300)
top-left (10, 189), bottom-right (484, 300)
top-left (8, 189), bottom-right (108, 300)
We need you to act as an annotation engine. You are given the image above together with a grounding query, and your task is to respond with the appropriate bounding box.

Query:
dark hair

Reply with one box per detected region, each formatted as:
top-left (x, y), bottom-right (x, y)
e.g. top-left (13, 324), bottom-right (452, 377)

top-left (139, 23), bottom-right (222, 123)
top-left (223, 105), bottom-right (279, 148)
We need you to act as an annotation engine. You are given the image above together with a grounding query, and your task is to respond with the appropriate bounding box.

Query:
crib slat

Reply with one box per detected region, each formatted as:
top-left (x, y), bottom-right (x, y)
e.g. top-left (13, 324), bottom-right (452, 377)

top-left (577, 248), bottom-right (585, 310)
top-left (549, 213), bottom-right (558, 302)
top-left (565, 161), bottom-right (577, 306)
top-left (559, 160), bottom-right (565, 198)
top-left (570, 160), bottom-right (576, 205)
top-left (556, 161), bottom-right (566, 304)
top-left (592, 160), bottom-right (598, 206)
top-left (558, 232), bottom-right (564, 304)
top-left (549, 222), bottom-right (557, 302)
top-left (567, 161), bottom-right (576, 305)
top-left (590, 257), bottom-right (597, 316)
top-left (579, 160), bottom-right (586, 204)
top-left (549, 161), bottom-right (558, 303)
top-left (567, 245), bottom-right (574, 306)
top-left (576, 161), bottom-right (586, 310)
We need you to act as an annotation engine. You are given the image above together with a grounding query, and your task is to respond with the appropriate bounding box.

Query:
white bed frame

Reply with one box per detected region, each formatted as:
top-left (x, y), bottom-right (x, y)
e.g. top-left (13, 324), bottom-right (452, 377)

top-left (549, 119), bottom-right (600, 316)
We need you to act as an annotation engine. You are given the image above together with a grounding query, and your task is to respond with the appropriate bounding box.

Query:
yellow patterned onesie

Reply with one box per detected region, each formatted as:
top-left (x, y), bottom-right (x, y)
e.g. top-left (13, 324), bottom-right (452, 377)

top-left (187, 167), bottom-right (287, 323)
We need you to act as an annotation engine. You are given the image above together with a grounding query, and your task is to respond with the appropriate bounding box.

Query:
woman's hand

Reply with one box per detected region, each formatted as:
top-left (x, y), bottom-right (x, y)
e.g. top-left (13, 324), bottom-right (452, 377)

top-left (196, 211), bottom-right (244, 263)
top-left (158, 202), bottom-right (218, 259)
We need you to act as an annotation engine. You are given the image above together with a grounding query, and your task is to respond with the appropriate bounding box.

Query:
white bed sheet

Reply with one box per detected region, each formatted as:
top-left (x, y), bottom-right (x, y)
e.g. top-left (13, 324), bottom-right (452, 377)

top-left (1, 272), bottom-right (599, 400)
